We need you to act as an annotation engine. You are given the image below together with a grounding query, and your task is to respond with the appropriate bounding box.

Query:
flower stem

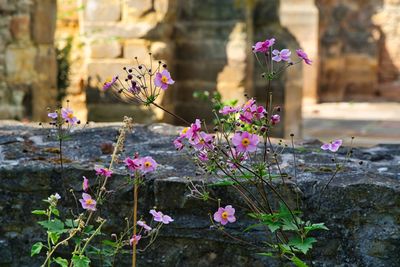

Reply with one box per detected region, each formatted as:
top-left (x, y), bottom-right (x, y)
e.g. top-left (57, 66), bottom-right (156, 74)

top-left (150, 102), bottom-right (191, 126)
top-left (132, 177), bottom-right (139, 267)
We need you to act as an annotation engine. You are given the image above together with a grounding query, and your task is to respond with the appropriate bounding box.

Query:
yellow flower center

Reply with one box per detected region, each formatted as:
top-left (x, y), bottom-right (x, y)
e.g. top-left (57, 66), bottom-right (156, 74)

top-left (199, 139), bottom-right (205, 144)
top-left (181, 127), bottom-right (189, 134)
top-left (221, 211), bottom-right (228, 219)
top-left (67, 112), bottom-right (74, 119)
top-left (144, 161), bottom-right (152, 168)
top-left (161, 75), bottom-right (168, 83)
top-left (85, 199), bottom-right (93, 205)
top-left (105, 77), bottom-right (112, 83)
top-left (241, 138), bottom-right (250, 146)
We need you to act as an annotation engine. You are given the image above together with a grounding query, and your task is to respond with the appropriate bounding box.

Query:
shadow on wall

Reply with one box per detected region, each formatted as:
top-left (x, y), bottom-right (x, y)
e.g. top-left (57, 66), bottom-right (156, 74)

top-left (159, 0), bottom-right (302, 138)
top-left (160, 0), bottom-right (241, 124)
top-left (316, 0), bottom-right (400, 102)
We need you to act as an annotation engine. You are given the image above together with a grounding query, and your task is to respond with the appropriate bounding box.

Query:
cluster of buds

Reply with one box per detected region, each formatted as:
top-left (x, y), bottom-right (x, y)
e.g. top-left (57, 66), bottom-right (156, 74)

top-left (102, 55), bottom-right (174, 106)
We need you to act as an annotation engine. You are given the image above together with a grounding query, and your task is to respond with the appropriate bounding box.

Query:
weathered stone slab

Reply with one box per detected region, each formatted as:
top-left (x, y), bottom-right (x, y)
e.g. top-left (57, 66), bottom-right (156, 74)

top-left (0, 122), bottom-right (399, 266)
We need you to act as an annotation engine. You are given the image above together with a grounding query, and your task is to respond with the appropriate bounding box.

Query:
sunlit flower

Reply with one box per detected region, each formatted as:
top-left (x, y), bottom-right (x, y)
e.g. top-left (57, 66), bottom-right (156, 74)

top-left (321, 139), bottom-right (342, 152)
top-left (219, 106), bottom-right (238, 115)
top-left (61, 108), bottom-right (78, 125)
top-left (239, 99), bottom-right (266, 123)
top-left (124, 157), bottom-right (141, 172)
top-left (271, 114), bottom-right (280, 125)
top-left (137, 220), bottom-right (152, 232)
top-left (232, 131), bottom-right (259, 153)
top-left (140, 156), bottom-right (157, 173)
top-left (95, 167), bottom-right (113, 178)
top-left (227, 148), bottom-right (248, 169)
top-left (79, 193), bottom-right (96, 211)
top-left (296, 49), bottom-right (312, 65)
top-left (154, 69), bottom-right (174, 90)
top-left (103, 76), bottom-right (118, 90)
top-left (47, 193), bottom-right (61, 206)
top-left (185, 119), bottom-right (202, 143)
top-left (173, 138), bottom-right (184, 150)
top-left (150, 209), bottom-right (174, 224)
top-left (198, 151), bottom-right (209, 162)
top-left (272, 49), bottom-right (291, 62)
top-left (252, 38), bottom-right (275, 53)
top-left (213, 205), bottom-right (236, 225)
top-left (82, 176), bottom-right (89, 192)
top-left (48, 112), bottom-right (58, 119)
top-left (191, 131), bottom-right (214, 151)
top-left (129, 234), bottom-right (141, 246)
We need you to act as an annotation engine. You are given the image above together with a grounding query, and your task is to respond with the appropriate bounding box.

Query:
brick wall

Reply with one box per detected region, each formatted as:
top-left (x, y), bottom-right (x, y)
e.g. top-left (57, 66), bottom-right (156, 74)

top-left (317, 0), bottom-right (400, 102)
top-left (0, 0), bottom-right (57, 121)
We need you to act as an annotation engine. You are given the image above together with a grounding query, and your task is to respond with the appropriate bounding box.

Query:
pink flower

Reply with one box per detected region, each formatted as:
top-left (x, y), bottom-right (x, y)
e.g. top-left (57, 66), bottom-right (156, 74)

top-left (271, 114), bottom-right (280, 125)
top-left (124, 157), bottom-right (141, 172)
top-left (79, 193), bottom-right (96, 211)
top-left (137, 220), bottom-right (152, 231)
top-left (219, 106), bottom-right (238, 115)
top-left (321, 139), bottom-right (342, 152)
top-left (252, 38), bottom-right (275, 53)
top-left (191, 131), bottom-right (214, 151)
top-left (61, 108), bottom-right (78, 125)
top-left (128, 81), bottom-right (140, 94)
top-left (129, 234), bottom-right (141, 246)
top-left (139, 156), bottom-right (158, 173)
top-left (296, 49), bottom-right (312, 65)
top-left (173, 138), bottom-right (184, 150)
top-left (239, 99), bottom-right (266, 123)
top-left (185, 119), bottom-right (202, 143)
top-left (150, 209), bottom-right (174, 224)
top-left (179, 127), bottom-right (189, 138)
top-left (48, 112), bottom-right (58, 119)
top-left (95, 167), bottom-right (113, 178)
top-left (154, 69), bottom-right (175, 90)
top-left (232, 131), bottom-right (259, 153)
top-left (227, 148), bottom-right (248, 169)
top-left (213, 205), bottom-right (236, 225)
top-left (272, 49), bottom-right (291, 62)
top-left (103, 76), bottom-right (118, 90)
top-left (198, 151), bottom-right (209, 162)
top-left (82, 176), bottom-right (89, 192)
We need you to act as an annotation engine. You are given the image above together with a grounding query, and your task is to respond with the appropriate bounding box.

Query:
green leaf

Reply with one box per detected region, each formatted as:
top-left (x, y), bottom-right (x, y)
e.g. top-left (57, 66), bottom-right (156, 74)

top-left (32, 210), bottom-right (47, 215)
top-left (289, 237), bottom-right (317, 254)
top-left (266, 221), bottom-right (281, 233)
top-left (72, 255), bottom-right (91, 267)
top-left (257, 252), bottom-right (273, 257)
top-left (31, 242), bottom-right (43, 256)
top-left (49, 231), bottom-right (60, 245)
top-left (38, 219), bottom-right (65, 233)
top-left (290, 256), bottom-right (308, 267)
top-left (83, 225), bottom-right (95, 235)
top-left (54, 257), bottom-right (68, 267)
top-left (65, 219), bottom-right (78, 228)
top-left (50, 206), bottom-right (60, 216)
top-left (102, 240), bottom-right (117, 247)
top-left (304, 223), bottom-right (329, 235)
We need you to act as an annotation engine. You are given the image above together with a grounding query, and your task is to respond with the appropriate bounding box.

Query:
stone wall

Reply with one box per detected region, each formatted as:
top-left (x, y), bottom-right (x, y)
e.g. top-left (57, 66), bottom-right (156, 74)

top-left (317, 0), bottom-right (400, 102)
top-left (0, 122), bottom-right (399, 266)
top-left (0, 0), bottom-right (57, 121)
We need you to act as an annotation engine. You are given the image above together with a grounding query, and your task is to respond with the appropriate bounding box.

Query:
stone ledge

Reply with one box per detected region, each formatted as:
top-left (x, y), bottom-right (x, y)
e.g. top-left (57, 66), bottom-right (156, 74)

top-left (0, 122), bottom-right (399, 266)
